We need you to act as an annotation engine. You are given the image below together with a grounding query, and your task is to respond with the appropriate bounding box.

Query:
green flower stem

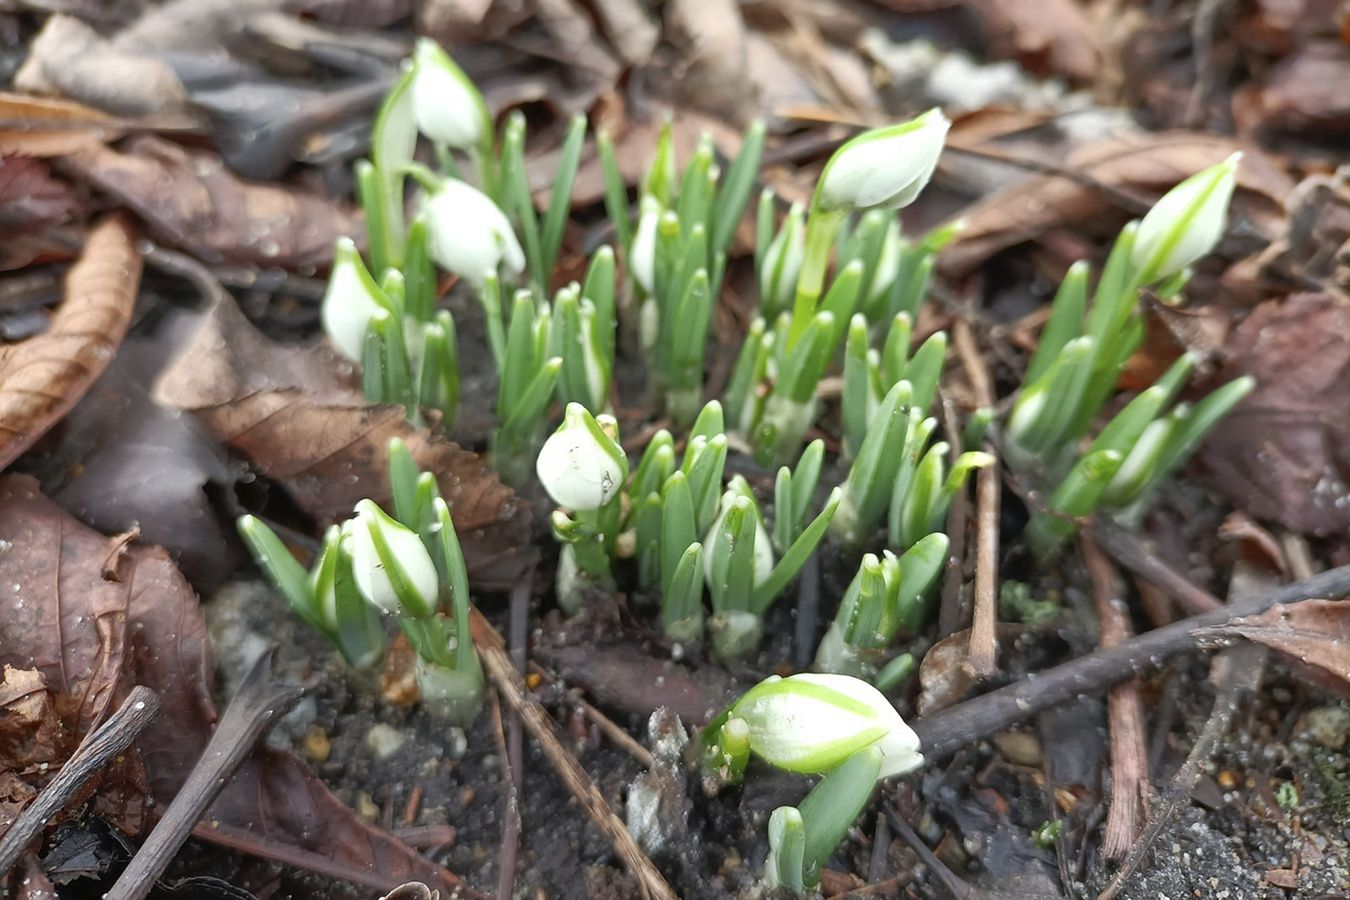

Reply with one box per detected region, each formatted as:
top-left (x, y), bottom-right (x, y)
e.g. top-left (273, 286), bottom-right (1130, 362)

top-left (786, 205), bottom-right (847, 352)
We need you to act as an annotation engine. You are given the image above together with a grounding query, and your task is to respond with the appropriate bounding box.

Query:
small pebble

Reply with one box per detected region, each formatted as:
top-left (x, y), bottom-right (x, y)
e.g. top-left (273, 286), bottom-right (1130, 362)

top-left (365, 723), bottom-right (408, 759)
top-left (1300, 706), bottom-right (1350, 750)
top-left (993, 730), bottom-right (1043, 767)
top-left (303, 726), bottom-right (331, 763)
top-left (355, 791), bottom-right (379, 821)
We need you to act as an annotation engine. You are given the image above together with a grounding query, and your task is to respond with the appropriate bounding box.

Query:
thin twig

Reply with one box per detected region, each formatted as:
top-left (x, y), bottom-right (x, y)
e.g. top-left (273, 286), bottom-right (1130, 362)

top-left (953, 320), bottom-right (998, 678)
top-left (1184, 0), bottom-right (1232, 127)
top-left (470, 608), bottom-right (678, 900)
top-left (1097, 644), bottom-right (1264, 900)
top-left (526, 662), bottom-right (654, 768)
top-left (1081, 537), bottom-right (1150, 860)
top-left (911, 563), bottom-right (1350, 760)
top-left (105, 652), bottom-right (303, 900)
top-left (494, 577), bottom-right (530, 900)
top-left (883, 804), bottom-right (982, 900)
top-left (0, 686), bottom-right (159, 878)
top-left (1090, 518), bottom-right (1223, 614)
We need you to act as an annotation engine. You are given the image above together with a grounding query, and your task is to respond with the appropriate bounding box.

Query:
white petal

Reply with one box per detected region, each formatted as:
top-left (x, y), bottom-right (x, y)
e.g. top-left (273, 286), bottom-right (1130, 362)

top-left (349, 501), bottom-right (439, 616)
top-left (1131, 155), bottom-right (1238, 280)
top-left (535, 406), bottom-right (625, 511)
top-left (411, 49), bottom-right (483, 149)
top-left (423, 180), bottom-right (521, 285)
top-left (821, 113), bottom-right (949, 211)
top-left (321, 241), bottom-right (385, 361)
top-left (630, 198), bottom-right (661, 292)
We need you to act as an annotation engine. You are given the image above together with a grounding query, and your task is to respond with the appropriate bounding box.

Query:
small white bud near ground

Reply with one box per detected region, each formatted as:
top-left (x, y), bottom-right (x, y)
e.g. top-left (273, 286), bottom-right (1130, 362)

top-left (536, 403), bottom-right (629, 512)
top-left (630, 196), bottom-right (662, 293)
top-left (731, 672), bottom-right (924, 778)
top-left (422, 177), bottom-right (525, 287)
top-left (409, 38), bottom-right (487, 150)
top-left (818, 109), bottom-right (950, 212)
top-left (321, 238), bottom-right (389, 361)
top-left (348, 499), bottom-right (440, 618)
top-left (1130, 152), bottom-right (1240, 283)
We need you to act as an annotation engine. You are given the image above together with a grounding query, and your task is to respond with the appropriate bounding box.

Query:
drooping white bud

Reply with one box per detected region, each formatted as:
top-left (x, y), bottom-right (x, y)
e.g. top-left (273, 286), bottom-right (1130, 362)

top-left (321, 238), bottom-right (390, 361)
top-left (409, 38), bottom-right (489, 150)
top-left (630, 195), bottom-right (662, 293)
top-left (535, 403), bottom-right (629, 512)
top-left (731, 673), bottom-right (923, 778)
top-left (818, 109), bottom-right (949, 212)
top-left (421, 177), bottom-right (525, 287)
top-left (348, 499), bottom-right (440, 618)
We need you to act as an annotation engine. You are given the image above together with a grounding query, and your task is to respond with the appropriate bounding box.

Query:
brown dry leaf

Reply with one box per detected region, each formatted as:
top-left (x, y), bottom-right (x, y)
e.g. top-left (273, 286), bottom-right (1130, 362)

top-left (1234, 40), bottom-right (1350, 141)
top-left (152, 294), bottom-right (531, 588)
top-left (0, 666), bottom-right (66, 772)
top-left (963, 0), bottom-right (1102, 83)
top-left (0, 155), bottom-right (82, 269)
top-left (0, 474), bottom-right (468, 894)
top-left (1199, 293), bottom-right (1350, 536)
top-left (0, 92), bottom-right (127, 157)
top-left (0, 215), bottom-right (139, 470)
top-left (664, 0), bottom-right (754, 123)
top-left (941, 132), bottom-right (1294, 276)
top-left (14, 14), bottom-right (188, 117)
top-left (1202, 600), bottom-right (1350, 687)
top-left (60, 135), bottom-right (361, 272)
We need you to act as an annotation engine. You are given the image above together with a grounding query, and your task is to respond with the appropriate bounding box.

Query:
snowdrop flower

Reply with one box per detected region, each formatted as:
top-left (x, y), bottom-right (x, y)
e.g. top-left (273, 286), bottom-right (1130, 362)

top-left (409, 38), bottom-right (489, 150)
top-left (536, 403), bottom-right (629, 512)
top-left (348, 500), bottom-right (440, 618)
top-left (818, 109), bottom-right (949, 212)
top-left (321, 238), bottom-right (390, 361)
top-left (731, 673), bottom-right (923, 778)
top-left (422, 177), bottom-right (524, 287)
top-left (1130, 153), bottom-right (1240, 283)
top-left (630, 195), bottom-right (662, 293)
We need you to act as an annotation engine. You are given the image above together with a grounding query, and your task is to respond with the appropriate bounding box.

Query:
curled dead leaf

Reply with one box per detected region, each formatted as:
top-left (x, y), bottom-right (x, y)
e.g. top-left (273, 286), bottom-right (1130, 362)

top-left (1199, 599), bottom-right (1350, 689)
top-left (964, 0), bottom-right (1102, 83)
top-left (59, 136), bottom-right (361, 272)
top-left (0, 215), bottom-right (140, 470)
top-left (152, 294), bottom-right (532, 588)
top-left (941, 132), bottom-right (1294, 276)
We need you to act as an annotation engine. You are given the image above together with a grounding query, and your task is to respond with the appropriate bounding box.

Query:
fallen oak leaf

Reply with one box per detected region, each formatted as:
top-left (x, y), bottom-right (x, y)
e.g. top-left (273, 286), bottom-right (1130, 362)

top-left (59, 135), bottom-right (361, 272)
top-left (152, 292), bottom-right (532, 589)
top-left (1198, 599), bottom-right (1350, 688)
top-left (940, 132), bottom-right (1293, 277)
top-left (0, 474), bottom-right (472, 894)
top-left (0, 215), bottom-right (140, 470)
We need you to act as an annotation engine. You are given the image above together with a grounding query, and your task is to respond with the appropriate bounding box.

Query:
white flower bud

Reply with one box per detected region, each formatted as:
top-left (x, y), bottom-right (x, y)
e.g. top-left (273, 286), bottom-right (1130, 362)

top-left (348, 500), bottom-right (440, 618)
top-left (422, 178), bottom-right (525, 287)
top-left (321, 238), bottom-right (389, 361)
top-left (818, 109), bottom-right (949, 211)
top-left (630, 196), bottom-right (661, 293)
top-left (1130, 153), bottom-right (1240, 283)
top-left (731, 673), bottom-right (923, 778)
top-left (535, 403), bottom-right (629, 512)
top-left (410, 38), bottom-right (488, 150)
